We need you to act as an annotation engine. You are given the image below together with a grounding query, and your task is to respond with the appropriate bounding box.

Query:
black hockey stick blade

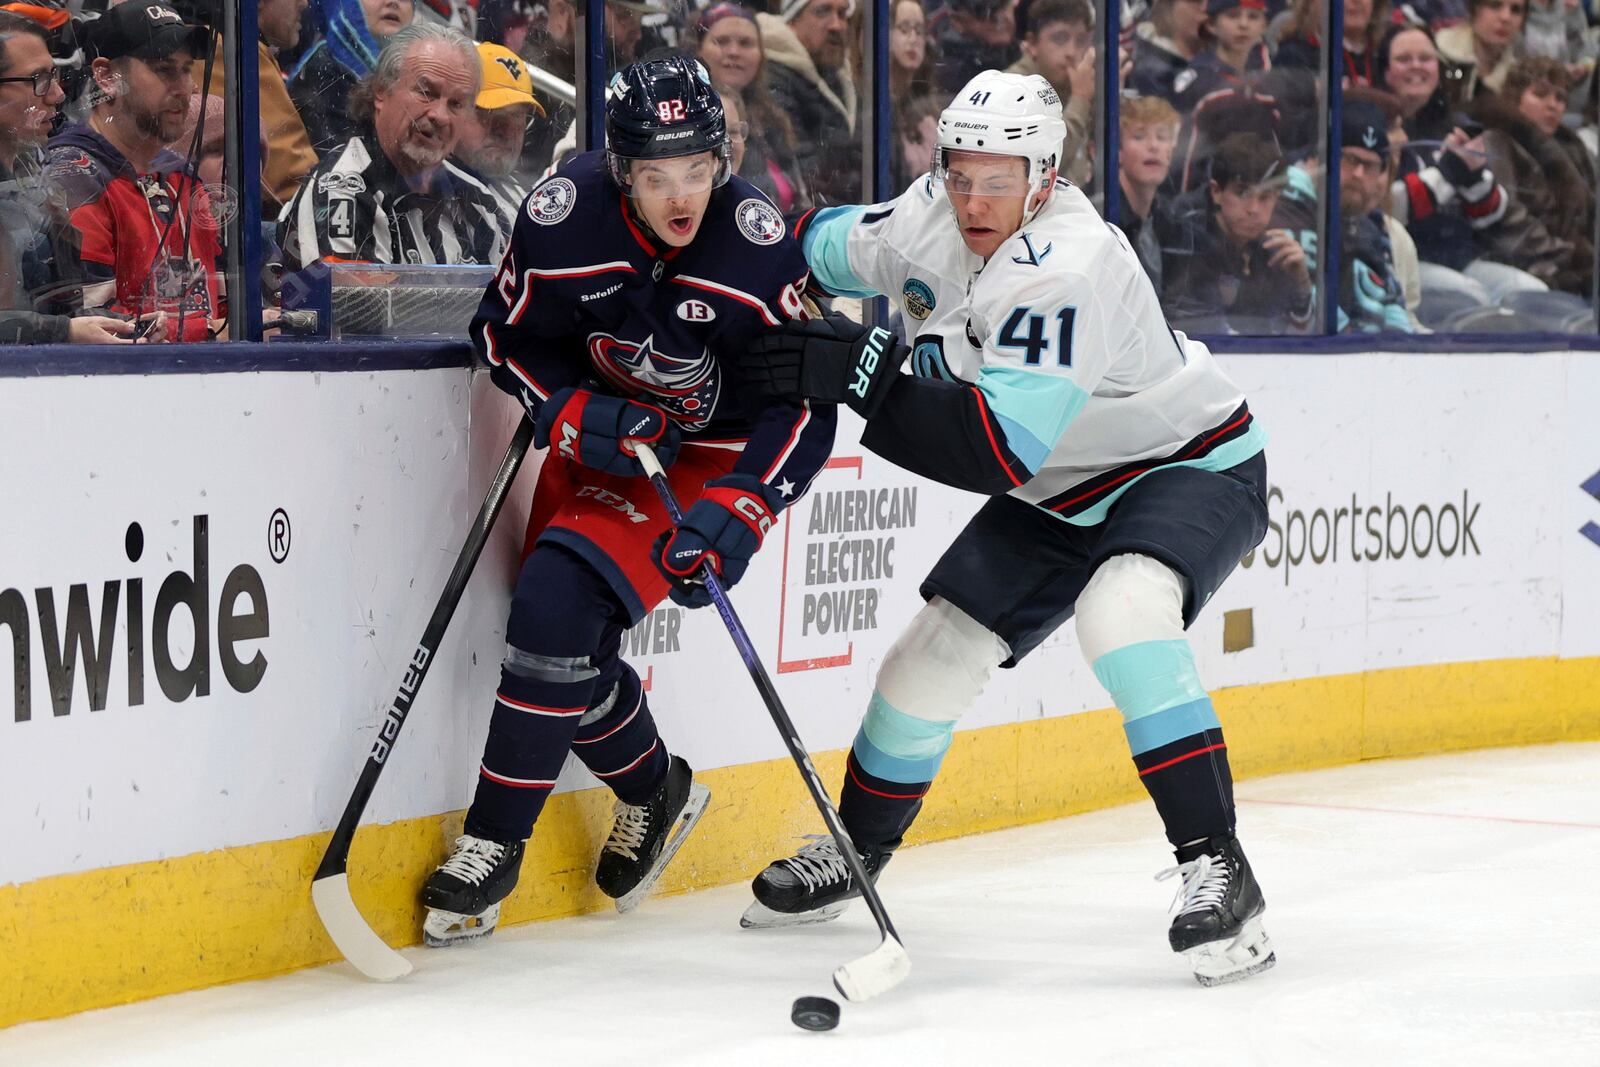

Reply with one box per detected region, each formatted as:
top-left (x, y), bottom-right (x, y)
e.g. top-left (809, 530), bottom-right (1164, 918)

top-left (634, 443), bottom-right (910, 1003)
top-left (312, 417), bottom-right (535, 981)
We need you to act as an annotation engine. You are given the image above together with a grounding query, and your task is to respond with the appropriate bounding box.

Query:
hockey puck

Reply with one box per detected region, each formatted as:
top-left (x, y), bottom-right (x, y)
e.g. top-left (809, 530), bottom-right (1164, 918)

top-left (791, 995), bottom-right (841, 1031)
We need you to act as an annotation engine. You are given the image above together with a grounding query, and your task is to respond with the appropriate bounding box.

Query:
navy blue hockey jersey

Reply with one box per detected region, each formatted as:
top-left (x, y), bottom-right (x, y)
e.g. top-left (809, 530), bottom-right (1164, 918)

top-left (471, 151), bottom-right (835, 506)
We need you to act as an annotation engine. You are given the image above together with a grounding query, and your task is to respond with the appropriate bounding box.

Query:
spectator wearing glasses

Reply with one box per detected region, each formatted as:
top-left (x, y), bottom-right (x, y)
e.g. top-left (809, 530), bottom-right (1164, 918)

top-left (929, 0), bottom-right (1021, 95)
top-left (280, 23), bottom-right (505, 271)
top-left (1008, 0), bottom-right (1096, 187)
top-left (1377, 22), bottom-right (1560, 300)
top-left (1437, 0), bottom-right (1527, 102)
top-left (0, 11), bottom-right (140, 344)
top-left (1336, 98), bottom-right (1413, 332)
top-left (757, 0), bottom-right (860, 204)
top-left (696, 2), bottom-right (810, 213)
top-left (46, 3), bottom-right (218, 341)
top-left (290, 0), bottom-right (416, 158)
top-left (889, 0), bottom-right (933, 101)
top-left (453, 42), bottom-right (545, 226)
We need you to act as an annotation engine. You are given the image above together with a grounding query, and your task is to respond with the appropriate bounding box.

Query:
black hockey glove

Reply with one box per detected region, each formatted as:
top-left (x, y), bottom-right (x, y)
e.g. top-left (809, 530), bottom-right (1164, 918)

top-left (742, 313), bottom-right (909, 419)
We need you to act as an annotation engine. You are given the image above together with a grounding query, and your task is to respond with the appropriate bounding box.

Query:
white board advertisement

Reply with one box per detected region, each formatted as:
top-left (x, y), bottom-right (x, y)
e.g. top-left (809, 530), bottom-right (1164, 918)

top-left (0, 352), bottom-right (1590, 886)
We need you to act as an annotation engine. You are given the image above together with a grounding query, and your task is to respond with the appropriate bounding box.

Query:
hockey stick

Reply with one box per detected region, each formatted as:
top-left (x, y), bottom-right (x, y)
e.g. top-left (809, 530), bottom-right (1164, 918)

top-left (312, 416), bottom-right (536, 981)
top-left (634, 443), bottom-right (911, 1003)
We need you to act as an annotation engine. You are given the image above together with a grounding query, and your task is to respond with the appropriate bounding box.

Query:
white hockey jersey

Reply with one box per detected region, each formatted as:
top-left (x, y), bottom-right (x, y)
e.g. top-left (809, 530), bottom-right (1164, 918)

top-left (800, 176), bottom-right (1267, 525)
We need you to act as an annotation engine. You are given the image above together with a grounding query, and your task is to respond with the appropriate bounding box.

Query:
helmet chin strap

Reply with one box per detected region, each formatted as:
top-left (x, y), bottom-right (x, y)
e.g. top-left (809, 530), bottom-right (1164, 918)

top-left (1021, 165), bottom-right (1059, 225)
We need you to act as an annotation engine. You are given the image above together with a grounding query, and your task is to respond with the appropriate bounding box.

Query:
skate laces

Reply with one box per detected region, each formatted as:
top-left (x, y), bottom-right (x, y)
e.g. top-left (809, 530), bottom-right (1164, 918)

top-left (1157, 853), bottom-right (1232, 917)
top-left (780, 835), bottom-right (852, 891)
top-left (439, 836), bottom-right (507, 885)
top-left (602, 800), bottom-right (650, 862)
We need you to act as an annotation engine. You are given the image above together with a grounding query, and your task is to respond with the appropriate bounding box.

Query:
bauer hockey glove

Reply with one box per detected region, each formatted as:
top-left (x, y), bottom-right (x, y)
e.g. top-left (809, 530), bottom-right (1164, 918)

top-left (532, 387), bottom-right (682, 477)
top-left (742, 313), bottom-right (909, 419)
top-left (651, 474), bottom-right (781, 608)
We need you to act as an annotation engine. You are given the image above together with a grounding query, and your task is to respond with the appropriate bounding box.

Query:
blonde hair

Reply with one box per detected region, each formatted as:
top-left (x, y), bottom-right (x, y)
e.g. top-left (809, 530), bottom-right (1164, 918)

top-left (1121, 94), bottom-right (1181, 132)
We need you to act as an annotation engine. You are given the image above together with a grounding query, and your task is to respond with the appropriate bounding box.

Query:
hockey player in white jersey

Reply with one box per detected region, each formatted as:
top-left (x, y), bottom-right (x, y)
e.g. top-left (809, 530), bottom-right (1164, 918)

top-left (734, 70), bottom-right (1275, 985)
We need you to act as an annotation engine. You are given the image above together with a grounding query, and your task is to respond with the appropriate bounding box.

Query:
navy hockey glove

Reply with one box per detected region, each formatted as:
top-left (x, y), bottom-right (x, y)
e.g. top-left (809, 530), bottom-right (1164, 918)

top-left (651, 474), bottom-right (781, 608)
top-left (532, 387), bottom-right (681, 477)
top-left (742, 313), bottom-right (909, 419)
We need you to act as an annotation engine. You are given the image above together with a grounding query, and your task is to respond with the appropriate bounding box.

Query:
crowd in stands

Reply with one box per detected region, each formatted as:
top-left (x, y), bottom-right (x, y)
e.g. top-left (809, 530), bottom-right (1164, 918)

top-left (0, 0), bottom-right (1596, 343)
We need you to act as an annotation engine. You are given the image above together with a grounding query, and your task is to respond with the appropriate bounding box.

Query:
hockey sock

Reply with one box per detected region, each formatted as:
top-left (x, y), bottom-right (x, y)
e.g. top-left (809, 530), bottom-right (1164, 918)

top-left (571, 661), bottom-right (669, 805)
top-left (467, 652), bottom-right (595, 842)
top-left (836, 690), bottom-right (951, 851)
top-left (1092, 639), bottom-right (1235, 848)
top-left (465, 546), bottom-right (619, 843)
top-left (839, 749), bottom-right (924, 852)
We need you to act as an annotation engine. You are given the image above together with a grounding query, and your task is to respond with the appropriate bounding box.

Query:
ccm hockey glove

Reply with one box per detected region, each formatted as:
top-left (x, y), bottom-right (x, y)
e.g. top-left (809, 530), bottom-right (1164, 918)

top-left (743, 313), bottom-right (909, 419)
top-left (532, 387), bottom-right (681, 477)
top-left (651, 474), bottom-right (781, 608)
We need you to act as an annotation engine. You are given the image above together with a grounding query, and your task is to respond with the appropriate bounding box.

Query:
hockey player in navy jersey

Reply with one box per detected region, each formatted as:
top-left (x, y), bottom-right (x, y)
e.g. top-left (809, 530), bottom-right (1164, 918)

top-left (734, 70), bottom-right (1276, 986)
top-left (420, 56), bottom-right (834, 945)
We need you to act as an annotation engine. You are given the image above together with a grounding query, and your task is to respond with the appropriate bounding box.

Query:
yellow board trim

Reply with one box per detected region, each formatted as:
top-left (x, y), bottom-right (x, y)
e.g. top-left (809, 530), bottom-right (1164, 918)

top-left (5, 655), bottom-right (1598, 1029)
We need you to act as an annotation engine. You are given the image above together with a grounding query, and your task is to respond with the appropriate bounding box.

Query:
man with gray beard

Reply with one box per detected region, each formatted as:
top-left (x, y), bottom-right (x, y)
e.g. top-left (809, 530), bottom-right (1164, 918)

top-left (451, 42), bottom-right (544, 228)
top-left (279, 22), bottom-right (505, 270)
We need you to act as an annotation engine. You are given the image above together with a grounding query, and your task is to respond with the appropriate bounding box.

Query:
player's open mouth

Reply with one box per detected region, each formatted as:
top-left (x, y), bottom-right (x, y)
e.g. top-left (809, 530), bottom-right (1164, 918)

top-left (668, 215), bottom-right (694, 236)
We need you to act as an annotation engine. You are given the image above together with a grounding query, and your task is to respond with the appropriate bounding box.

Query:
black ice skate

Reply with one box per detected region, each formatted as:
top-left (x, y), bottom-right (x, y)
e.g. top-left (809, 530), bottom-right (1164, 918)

top-left (741, 835), bottom-right (893, 930)
top-left (420, 835), bottom-right (526, 947)
top-left (1158, 834), bottom-right (1276, 986)
top-left (595, 755), bottom-right (711, 914)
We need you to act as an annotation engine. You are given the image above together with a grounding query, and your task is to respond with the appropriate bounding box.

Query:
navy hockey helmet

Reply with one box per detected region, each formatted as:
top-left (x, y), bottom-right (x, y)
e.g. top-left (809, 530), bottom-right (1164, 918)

top-left (605, 56), bottom-right (732, 195)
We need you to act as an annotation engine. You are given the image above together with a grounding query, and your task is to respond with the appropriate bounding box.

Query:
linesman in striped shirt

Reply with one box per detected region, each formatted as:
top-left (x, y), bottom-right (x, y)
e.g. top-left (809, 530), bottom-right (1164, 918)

top-left (278, 22), bottom-right (505, 271)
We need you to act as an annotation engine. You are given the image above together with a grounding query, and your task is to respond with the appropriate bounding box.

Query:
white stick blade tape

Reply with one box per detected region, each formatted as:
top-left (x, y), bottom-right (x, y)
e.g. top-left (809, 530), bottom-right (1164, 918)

top-left (312, 873), bottom-right (414, 982)
top-left (832, 934), bottom-right (911, 1002)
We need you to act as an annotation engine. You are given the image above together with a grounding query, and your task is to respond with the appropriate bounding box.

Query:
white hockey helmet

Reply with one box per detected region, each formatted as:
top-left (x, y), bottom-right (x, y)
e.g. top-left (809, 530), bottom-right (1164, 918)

top-left (934, 70), bottom-right (1067, 218)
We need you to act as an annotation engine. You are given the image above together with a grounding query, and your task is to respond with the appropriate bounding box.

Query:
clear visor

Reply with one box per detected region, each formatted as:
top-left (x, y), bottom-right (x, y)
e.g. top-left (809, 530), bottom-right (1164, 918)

top-left (611, 146), bottom-right (732, 199)
top-left (932, 148), bottom-right (1034, 198)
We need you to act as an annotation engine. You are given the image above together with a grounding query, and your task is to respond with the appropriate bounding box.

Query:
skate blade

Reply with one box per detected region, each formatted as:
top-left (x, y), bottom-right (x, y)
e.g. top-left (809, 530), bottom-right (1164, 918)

top-left (739, 898), bottom-right (850, 930)
top-left (422, 902), bottom-right (501, 948)
top-left (613, 781), bottom-right (711, 915)
top-left (1184, 915), bottom-right (1276, 986)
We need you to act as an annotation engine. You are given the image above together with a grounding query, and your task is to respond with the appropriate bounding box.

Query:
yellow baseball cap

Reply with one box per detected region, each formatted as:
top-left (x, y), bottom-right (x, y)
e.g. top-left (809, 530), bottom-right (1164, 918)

top-left (476, 43), bottom-right (546, 116)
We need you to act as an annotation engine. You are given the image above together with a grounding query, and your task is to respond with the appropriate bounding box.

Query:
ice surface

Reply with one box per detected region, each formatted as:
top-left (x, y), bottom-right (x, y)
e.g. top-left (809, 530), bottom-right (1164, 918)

top-left (5, 744), bottom-right (1597, 1066)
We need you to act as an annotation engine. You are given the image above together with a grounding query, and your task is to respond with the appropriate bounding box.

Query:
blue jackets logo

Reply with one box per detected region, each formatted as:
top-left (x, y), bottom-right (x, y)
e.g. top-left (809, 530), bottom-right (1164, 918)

top-left (588, 332), bottom-right (721, 429)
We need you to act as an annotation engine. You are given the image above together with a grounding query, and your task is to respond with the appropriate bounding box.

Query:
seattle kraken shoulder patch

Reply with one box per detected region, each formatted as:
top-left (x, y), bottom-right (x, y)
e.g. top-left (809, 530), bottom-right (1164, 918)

top-left (735, 198), bottom-right (785, 245)
top-left (903, 278), bottom-right (935, 320)
top-left (528, 177), bottom-right (576, 225)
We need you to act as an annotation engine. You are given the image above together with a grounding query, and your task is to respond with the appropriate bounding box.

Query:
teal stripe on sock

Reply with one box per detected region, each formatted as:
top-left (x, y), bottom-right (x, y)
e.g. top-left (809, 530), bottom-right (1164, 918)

top-left (852, 726), bottom-right (946, 783)
top-left (1091, 639), bottom-right (1210, 721)
top-left (853, 692), bottom-right (956, 783)
top-left (1122, 697), bottom-right (1221, 756)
